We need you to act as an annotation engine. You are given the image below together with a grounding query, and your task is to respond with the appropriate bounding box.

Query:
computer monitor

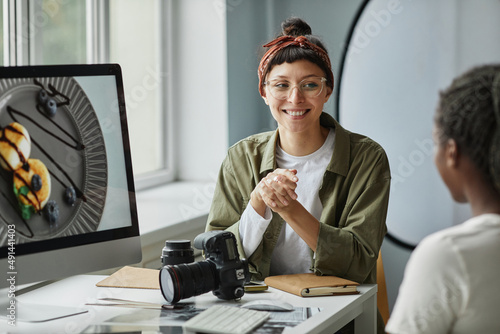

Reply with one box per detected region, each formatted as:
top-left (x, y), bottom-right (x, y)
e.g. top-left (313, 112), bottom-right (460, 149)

top-left (0, 64), bottom-right (142, 289)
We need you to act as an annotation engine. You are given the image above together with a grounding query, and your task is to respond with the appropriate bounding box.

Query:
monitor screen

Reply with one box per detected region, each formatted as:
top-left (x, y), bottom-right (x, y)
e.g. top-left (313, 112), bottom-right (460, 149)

top-left (0, 64), bottom-right (141, 288)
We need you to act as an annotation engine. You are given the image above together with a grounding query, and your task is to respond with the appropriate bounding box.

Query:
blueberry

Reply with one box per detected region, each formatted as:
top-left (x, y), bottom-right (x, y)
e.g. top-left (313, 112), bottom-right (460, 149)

top-left (64, 187), bottom-right (77, 206)
top-left (31, 174), bottom-right (42, 192)
top-left (44, 98), bottom-right (57, 117)
top-left (37, 89), bottom-right (49, 104)
top-left (44, 200), bottom-right (59, 224)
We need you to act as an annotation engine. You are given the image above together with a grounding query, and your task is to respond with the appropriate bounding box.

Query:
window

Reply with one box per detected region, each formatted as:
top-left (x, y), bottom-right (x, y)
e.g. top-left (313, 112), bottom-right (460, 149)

top-left (109, 0), bottom-right (165, 181)
top-left (0, 3), bottom-right (3, 66)
top-left (29, 0), bottom-right (86, 65)
top-left (2, 0), bottom-right (173, 189)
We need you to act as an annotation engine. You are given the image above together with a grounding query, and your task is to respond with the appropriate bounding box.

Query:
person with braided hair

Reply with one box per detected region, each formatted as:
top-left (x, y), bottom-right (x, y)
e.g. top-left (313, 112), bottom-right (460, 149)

top-left (386, 64), bottom-right (500, 333)
top-left (207, 17), bottom-right (389, 328)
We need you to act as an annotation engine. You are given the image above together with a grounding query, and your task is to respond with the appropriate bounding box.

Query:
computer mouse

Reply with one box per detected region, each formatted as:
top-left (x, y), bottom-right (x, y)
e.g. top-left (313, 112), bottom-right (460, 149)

top-left (241, 299), bottom-right (294, 312)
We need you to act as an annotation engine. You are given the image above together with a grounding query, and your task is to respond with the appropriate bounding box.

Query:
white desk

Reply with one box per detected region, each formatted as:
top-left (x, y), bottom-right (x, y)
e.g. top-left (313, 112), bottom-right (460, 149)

top-left (0, 275), bottom-right (377, 333)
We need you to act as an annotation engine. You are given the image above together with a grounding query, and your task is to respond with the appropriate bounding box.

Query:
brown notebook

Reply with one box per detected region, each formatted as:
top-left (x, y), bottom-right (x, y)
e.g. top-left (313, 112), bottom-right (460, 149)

top-left (264, 273), bottom-right (359, 297)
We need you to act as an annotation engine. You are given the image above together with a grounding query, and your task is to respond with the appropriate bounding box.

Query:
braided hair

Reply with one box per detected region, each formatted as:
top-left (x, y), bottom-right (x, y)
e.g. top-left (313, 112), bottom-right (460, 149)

top-left (435, 64), bottom-right (500, 192)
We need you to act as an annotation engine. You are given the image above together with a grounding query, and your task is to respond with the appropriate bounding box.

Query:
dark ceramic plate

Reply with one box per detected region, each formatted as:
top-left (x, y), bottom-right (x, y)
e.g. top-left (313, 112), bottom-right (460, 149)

top-left (0, 77), bottom-right (107, 245)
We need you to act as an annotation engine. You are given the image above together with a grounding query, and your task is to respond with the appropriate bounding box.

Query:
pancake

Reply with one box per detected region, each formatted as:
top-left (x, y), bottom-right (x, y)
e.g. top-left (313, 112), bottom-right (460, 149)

top-left (0, 122), bottom-right (31, 171)
top-left (13, 158), bottom-right (52, 219)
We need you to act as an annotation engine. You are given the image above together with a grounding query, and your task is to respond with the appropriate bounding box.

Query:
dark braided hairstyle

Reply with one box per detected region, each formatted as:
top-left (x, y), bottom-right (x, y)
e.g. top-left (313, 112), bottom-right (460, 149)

top-left (435, 64), bottom-right (500, 193)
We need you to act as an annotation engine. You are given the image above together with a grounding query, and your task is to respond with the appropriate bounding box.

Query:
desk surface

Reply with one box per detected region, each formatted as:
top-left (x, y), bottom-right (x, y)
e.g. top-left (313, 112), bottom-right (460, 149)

top-left (0, 275), bottom-right (377, 334)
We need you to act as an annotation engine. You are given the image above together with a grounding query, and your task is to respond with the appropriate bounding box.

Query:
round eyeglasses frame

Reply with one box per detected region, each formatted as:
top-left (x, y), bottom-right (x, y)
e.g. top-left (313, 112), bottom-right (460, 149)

top-left (263, 77), bottom-right (327, 100)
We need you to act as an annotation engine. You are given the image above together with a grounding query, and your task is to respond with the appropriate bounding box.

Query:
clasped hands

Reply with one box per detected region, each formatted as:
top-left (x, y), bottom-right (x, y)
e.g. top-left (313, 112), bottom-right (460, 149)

top-left (250, 168), bottom-right (299, 217)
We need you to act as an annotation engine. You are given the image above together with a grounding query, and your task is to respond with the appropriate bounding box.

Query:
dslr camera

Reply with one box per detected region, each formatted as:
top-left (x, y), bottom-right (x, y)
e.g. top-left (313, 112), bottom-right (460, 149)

top-left (159, 230), bottom-right (251, 303)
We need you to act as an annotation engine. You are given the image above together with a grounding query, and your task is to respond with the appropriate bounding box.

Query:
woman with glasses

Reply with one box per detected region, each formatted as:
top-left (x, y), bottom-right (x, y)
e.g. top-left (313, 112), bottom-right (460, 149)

top-left (207, 16), bottom-right (390, 311)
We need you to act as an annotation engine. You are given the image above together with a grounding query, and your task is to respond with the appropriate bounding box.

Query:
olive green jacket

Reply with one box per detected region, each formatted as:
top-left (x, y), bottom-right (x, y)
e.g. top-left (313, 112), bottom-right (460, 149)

top-left (206, 113), bottom-right (391, 284)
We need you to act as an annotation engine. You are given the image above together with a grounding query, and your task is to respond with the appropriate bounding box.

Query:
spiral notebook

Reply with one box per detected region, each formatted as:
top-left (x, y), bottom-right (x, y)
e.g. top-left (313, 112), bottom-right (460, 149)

top-left (264, 273), bottom-right (359, 297)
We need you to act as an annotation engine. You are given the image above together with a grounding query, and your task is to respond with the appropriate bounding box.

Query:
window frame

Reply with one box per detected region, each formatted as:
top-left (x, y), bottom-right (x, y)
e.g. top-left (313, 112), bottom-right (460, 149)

top-left (2, 0), bottom-right (175, 190)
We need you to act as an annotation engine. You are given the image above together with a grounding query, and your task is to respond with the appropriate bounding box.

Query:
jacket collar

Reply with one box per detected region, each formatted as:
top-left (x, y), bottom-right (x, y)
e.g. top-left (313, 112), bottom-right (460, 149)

top-left (260, 130), bottom-right (279, 175)
top-left (260, 112), bottom-right (350, 177)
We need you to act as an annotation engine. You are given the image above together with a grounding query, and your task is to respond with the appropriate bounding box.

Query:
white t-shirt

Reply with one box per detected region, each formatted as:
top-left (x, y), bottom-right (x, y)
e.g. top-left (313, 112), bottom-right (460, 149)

top-left (239, 129), bottom-right (335, 275)
top-left (386, 213), bottom-right (500, 334)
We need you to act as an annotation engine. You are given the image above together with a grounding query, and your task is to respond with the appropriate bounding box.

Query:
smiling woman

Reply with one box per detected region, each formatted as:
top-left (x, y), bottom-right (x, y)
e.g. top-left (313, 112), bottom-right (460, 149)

top-left (261, 59), bottom-right (331, 155)
top-left (206, 17), bottom-right (391, 334)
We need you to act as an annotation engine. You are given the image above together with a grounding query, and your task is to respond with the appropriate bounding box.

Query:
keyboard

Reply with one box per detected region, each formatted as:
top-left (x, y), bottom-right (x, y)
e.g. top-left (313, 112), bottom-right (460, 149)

top-left (182, 305), bottom-right (270, 334)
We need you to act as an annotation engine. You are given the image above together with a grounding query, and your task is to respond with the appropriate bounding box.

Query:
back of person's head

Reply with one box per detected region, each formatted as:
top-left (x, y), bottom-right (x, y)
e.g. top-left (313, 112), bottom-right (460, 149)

top-left (435, 64), bottom-right (500, 193)
top-left (260, 17), bottom-right (333, 90)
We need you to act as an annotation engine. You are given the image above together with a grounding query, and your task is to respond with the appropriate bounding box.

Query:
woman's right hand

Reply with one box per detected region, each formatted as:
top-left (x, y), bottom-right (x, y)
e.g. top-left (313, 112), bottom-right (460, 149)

top-left (250, 168), bottom-right (299, 218)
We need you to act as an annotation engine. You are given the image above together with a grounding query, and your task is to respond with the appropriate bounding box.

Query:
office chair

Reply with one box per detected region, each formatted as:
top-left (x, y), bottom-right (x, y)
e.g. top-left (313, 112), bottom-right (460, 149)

top-left (377, 250), bottom-right (390, 325)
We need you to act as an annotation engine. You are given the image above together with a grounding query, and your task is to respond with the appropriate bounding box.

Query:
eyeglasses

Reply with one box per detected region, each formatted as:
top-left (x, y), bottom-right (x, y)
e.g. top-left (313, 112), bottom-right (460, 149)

top-left (264, 77), bottom-right (327, 100)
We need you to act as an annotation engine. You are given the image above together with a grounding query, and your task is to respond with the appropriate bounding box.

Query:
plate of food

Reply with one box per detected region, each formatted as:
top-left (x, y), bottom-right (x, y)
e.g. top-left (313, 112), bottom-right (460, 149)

top-left (0, 76), bottom-right (107, 244)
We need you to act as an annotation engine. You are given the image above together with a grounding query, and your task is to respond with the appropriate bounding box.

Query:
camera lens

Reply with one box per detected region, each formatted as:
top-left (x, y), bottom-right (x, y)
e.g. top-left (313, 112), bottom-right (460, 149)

top-left (159, 261), bottom-right (217, 303)
top-left (161, 240), bottom-right (195, 266)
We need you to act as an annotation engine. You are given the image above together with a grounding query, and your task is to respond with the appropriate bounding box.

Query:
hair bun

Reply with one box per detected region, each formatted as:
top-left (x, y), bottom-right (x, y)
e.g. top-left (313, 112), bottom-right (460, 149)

top-left (281, 17), bottom-right (312, 37)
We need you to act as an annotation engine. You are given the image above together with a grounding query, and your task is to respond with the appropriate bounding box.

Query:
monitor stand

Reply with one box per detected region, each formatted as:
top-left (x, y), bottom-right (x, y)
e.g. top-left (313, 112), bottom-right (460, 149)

top-left (0, 280), bottom-right (88, 323)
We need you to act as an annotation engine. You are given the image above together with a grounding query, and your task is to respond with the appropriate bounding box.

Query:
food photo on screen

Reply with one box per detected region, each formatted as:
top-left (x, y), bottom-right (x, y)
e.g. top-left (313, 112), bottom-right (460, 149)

top-left (0, 74), bottom-right (132, 247)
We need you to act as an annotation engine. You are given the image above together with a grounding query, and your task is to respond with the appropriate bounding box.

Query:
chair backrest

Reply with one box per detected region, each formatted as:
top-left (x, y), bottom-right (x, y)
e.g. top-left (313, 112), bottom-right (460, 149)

top-left (377, 250), bottom-right (390, 325)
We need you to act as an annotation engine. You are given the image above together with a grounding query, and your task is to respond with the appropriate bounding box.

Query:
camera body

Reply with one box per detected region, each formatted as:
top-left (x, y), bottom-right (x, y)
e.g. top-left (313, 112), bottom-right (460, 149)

top-left (195, 230), bottom-right (250, 300)
top-left (159, 230), bottom-right (250, 303)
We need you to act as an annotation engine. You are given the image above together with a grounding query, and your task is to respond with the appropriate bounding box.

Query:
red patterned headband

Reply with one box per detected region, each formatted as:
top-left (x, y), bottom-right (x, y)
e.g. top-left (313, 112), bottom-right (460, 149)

top-left (258, 35), bottom-right (334, 96)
